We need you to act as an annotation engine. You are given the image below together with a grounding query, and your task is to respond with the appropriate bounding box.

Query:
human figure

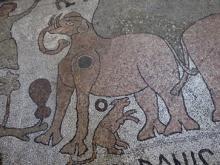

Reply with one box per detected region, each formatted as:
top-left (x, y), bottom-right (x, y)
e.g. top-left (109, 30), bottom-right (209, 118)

top-left (0, 0), bottom-right (48, 143)
top-left (0, 0), bottom-right (41, 70)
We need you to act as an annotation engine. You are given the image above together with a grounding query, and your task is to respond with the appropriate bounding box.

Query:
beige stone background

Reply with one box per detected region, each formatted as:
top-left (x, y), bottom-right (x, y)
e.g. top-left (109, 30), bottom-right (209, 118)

top-left (0, 0), bottom-right (220, 164)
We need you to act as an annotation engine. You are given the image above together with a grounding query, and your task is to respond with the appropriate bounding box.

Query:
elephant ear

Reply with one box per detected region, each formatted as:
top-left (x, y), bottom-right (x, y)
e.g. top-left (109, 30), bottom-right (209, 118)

top-left (77, 19), bottom-right (89, 33)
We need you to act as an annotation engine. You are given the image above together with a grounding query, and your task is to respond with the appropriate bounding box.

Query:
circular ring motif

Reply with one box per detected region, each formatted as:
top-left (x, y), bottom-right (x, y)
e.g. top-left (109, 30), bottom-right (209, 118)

top-left (78, 56), bottom-right (92, 68)
top-left (95, 99), bottom-right (108, 112)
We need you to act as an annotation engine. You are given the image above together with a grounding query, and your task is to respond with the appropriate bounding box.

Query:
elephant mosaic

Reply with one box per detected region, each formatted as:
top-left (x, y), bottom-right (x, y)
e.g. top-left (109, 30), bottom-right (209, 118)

top-left (35, 11), bottom-right (199, 156)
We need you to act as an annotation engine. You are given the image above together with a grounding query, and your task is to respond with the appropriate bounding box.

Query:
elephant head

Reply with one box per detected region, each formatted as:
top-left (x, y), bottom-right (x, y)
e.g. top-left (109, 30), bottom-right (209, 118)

top-left (38, 11), bottom-right (90, 55)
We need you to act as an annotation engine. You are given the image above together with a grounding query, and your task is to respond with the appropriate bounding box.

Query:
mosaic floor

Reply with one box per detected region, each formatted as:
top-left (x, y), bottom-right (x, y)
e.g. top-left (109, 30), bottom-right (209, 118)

top-left (0, 0), bottom-right (220, 164)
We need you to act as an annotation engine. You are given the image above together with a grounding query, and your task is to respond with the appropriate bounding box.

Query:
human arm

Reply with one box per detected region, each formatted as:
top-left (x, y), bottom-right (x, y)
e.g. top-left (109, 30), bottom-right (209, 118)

top-left (10, 0), bottom-right (41, 22)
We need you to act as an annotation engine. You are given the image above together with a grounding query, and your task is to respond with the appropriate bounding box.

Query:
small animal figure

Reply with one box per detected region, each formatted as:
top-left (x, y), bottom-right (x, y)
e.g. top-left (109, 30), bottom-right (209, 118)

top-left (29, 79), bottom-right (52, 124)
top-left (71, 97), bottom-right (140, 164)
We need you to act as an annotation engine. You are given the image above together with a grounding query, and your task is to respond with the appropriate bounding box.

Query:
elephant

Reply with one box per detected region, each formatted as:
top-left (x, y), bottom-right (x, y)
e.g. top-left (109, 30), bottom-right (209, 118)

top-left (183, 13), bottom-right (220, 122)
top-left (92, 0), bottom-right (220, 96)
top-left (34, 11), bottom-right (199, 156)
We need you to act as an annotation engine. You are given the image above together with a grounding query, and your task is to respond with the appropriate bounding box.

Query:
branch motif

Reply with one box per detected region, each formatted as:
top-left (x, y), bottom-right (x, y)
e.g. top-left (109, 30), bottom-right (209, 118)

top-left (0, 122), bottom-right (48, 141)
top-left (0, 76), bottom-right (50, 142)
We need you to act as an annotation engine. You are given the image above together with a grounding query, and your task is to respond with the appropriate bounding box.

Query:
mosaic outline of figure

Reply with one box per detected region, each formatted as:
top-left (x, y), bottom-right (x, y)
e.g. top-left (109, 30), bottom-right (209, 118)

top-left (35, 11), bottom-right (200, 156)
top-left (0, 0), bottom-right (41, 70)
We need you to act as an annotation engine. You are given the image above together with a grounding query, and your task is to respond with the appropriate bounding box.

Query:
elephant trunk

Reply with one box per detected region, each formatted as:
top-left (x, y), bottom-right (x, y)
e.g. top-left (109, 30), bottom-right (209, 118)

top-left (38, 26), bottom-right (69, 55)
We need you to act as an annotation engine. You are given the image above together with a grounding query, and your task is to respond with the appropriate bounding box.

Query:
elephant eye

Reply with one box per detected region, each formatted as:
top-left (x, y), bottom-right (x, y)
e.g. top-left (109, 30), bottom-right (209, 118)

top-left (78, 56), bottom-right (92, 68)
top-left (66, 22), bottom-right (74, 25)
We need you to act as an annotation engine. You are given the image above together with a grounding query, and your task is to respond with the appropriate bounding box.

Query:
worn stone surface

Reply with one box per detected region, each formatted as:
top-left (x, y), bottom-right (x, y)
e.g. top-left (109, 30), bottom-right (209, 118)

top-left (0, 0), bottom-right (219, 164)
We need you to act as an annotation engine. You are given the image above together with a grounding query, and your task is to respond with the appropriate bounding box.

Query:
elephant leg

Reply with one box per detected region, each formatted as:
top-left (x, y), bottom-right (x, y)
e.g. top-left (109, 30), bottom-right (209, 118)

top-left (160, 91), bottom-right (200, 136)
top-left (212, 92), bottom-right (220, 122)
top-left (134, 87), bottom-right (166, 141)
top-left (60, 92), bottom-right (89, 156)
top-left (35, 76), bottom-right (74, 146)
top-left (60, 51), bottom-right (100, 156)
top-left (208, 78), bottom-right (220, 122)
top-left (137, 60), bottom-right (199, 136)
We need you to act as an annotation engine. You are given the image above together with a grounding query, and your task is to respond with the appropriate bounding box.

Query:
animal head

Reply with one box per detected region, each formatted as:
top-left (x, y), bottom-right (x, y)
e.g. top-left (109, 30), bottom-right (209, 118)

top-left (0, 3), bottom-right (17, 16)
top-left (46, 11), bottom-right (90, 36)
top-left (38, 11), bottom-right (91, 55)
top-left (110, 97), bottom-right (130, 109)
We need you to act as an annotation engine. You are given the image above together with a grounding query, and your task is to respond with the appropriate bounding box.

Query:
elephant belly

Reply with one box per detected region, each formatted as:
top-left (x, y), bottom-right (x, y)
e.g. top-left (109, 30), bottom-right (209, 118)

top-left (91, 69), bottom-right (147, 97)
top-left (91, 33), bottom-right (178, 96)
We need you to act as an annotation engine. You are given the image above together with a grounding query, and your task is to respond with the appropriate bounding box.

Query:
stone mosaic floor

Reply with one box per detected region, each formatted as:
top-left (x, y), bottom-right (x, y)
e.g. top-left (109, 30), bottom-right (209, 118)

top-left (0, 0), bottom-right (220, 164)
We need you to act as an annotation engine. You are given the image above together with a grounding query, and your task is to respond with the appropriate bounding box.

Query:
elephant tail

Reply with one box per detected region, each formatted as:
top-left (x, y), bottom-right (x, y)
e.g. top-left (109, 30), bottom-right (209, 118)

top-left (164, 39), bottom-right (198, 76)
top-left (72, 144), bottom-right (97, 165)
top-left (164, 39), bottom-right (199, 96)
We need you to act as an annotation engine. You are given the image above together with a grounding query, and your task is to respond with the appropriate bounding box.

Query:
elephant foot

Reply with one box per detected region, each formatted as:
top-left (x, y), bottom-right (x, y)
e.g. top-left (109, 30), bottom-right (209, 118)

top-left (164, 119), bottom-right (182, 136)
top-left (170, 83), bottom-right (182, 96)
top-left (181, 116), bottom-right (200, 131)
top-left (34, 128), bottom-right (63, 146)
top-left (154, 120), bottom-right (166, 134)
top-left (137, 127), bottom-right (155, 141)
top-left (212, 110), bottom-right (220, 122)
top-left (107, 148), bottom-right (124, 155)
top-left (60, 139), bottom-right (88, 156)
top-left (164, 117), bottom-right (199, 136)
top-left (137, 120), bottom-right (165, 141)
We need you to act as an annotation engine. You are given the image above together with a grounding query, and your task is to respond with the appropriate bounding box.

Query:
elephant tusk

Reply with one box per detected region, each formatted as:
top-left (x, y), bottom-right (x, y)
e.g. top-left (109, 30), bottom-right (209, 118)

top-left (55, 13), bottom-right (62, 28)
top-left (48, 15), bottom-right (56, 27)
top-left (54, 16), bottom-right (58, 29)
